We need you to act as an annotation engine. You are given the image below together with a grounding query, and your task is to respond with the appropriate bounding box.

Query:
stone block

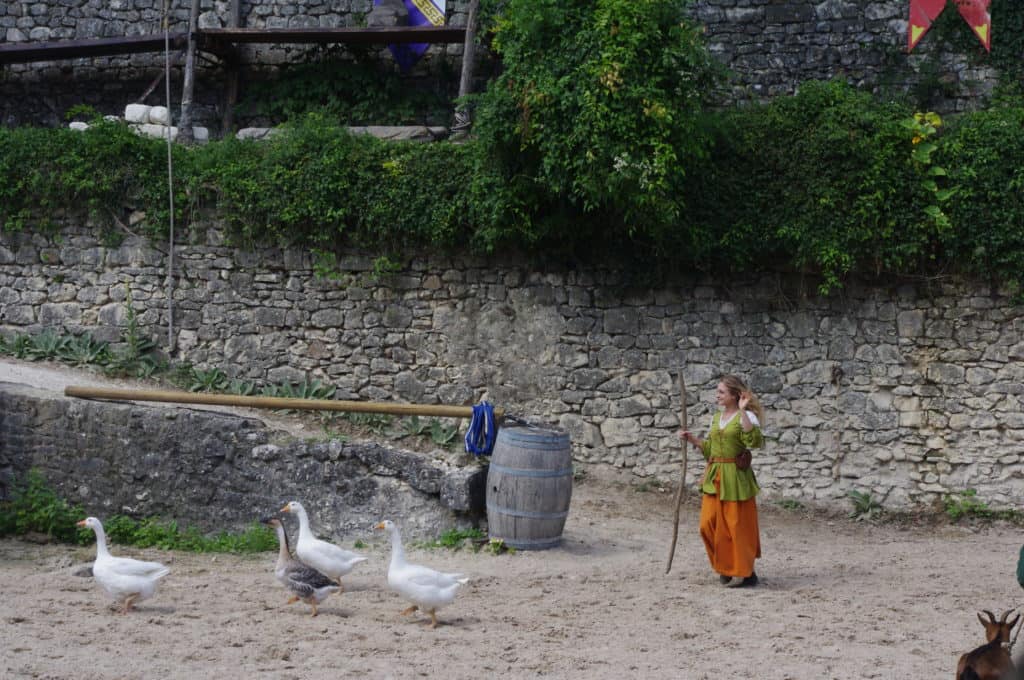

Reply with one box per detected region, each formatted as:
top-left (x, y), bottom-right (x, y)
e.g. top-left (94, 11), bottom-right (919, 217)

top-left (600, 417), bottom-right (641, 448)
top-left (897, 310), bottom-right (924, 338)
top-left (926, 362), bottom-right (965, 384)
top-left (198, 10), bottom-right (222, 29)
top-left (124, 103), bottom-right (151, 123)
top-left (440, 466), bottom-right (485, 513)
top-left (148, 106), bottom-right (170, 125)
top-left (136, 123), bottom-right (178, 141)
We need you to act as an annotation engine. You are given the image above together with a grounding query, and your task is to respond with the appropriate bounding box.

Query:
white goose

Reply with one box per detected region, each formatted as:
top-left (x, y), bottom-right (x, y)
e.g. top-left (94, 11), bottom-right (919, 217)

top-left (280, 501), bottom-right (367, 590)
top-left (375, 519), bottom-right (468, 629)
top-left (261, 516), bottom-right (339, 617)
top-left (76, 517), bottom-right (170, 614)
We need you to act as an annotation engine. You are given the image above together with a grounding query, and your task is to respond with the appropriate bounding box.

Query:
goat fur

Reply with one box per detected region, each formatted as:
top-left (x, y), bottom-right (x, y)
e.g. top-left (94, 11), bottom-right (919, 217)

top-left (957, 610), bottom-right (1020, 680)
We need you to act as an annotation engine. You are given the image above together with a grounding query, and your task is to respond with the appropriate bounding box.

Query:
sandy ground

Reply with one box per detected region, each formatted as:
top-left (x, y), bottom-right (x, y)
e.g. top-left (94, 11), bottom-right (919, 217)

top-left (3, 359), bottom-right (1024, 679)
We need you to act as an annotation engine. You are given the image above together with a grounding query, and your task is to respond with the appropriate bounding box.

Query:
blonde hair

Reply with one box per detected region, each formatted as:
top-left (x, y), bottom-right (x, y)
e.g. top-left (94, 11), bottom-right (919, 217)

top-left (721, 374), bottom-right (764, 425)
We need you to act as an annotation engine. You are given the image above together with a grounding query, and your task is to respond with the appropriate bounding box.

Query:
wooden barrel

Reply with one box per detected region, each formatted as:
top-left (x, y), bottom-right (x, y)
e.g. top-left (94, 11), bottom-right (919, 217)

top-left (486, 425), bottom-right (573, 550)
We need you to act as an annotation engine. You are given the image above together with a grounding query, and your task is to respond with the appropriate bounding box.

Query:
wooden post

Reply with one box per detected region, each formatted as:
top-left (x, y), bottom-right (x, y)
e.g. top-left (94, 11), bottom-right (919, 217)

top-left (221, 0), bottom-right (242, 136)
top-left (178, 0), bottom-right (201, 144)
top-left (451, 0), bottom-right (479, 138)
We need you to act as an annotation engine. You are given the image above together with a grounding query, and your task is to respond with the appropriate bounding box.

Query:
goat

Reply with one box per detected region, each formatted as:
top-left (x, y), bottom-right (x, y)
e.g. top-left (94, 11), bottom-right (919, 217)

top-left (957, 609), bottom-right (1020, 680)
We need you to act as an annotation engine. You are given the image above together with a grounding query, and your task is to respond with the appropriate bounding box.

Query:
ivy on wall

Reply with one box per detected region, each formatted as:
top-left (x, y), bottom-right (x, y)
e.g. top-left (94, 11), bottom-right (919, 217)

top-left (2, 1), bottom-right (1024, 294)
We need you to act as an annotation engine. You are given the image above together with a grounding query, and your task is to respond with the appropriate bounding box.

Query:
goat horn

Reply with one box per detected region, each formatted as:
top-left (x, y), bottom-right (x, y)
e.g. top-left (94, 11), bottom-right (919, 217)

top-left (1000, 609), bottom-right (1015, 623)
top-left (983, 610), bottom-right (997, 622)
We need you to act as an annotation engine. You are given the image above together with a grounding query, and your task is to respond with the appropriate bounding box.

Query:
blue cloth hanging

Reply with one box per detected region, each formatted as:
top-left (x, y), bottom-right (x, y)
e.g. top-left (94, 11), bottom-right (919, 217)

top-left (464, 401), bottom-right (496, 457)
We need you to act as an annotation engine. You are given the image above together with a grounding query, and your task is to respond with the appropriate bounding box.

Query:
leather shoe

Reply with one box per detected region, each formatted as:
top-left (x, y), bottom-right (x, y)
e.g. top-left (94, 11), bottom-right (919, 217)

top-left (719, 575), bottom-right (732, 585)
top-left (726, 572), bottom-right (758, 588)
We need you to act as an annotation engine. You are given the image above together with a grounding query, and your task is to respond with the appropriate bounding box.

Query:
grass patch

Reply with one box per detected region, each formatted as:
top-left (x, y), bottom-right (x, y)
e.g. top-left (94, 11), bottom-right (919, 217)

top-left (419, 527), bottom-right (486, 550)
top-left (0, 470), bottom-right (276, 553)
top-left (944, 488), bottom-right (1024, 523)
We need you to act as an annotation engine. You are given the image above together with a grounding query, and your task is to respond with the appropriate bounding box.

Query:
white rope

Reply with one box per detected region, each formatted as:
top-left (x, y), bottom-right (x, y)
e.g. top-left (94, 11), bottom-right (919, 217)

top-left (162, 0), bottom-right (176, 352)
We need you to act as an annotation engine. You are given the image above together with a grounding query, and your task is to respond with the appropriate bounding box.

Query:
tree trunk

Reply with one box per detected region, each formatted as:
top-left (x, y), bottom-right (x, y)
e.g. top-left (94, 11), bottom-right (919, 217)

top-left (178, 0), bottom-right (202, 144)
top-left (221, 0), bottom-right (243, 136)
top-left (451, 0), bottom-right (479, 138)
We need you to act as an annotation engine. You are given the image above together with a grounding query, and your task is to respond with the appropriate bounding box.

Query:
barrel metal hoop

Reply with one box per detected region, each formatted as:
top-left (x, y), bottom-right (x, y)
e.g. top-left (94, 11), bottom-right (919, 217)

top-left (489, 463), bottom-right (573, 478)
top-left (495, 535), bottom-right (562, 549)
top-left (486, 502), bottom-right (570, 520)
top-left (498, 431), bottom-right (569, 450)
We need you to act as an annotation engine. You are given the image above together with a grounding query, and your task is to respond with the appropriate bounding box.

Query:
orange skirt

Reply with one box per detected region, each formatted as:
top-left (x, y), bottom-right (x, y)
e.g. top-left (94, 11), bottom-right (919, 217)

top-left (699, 472), bottom-right (761, 578)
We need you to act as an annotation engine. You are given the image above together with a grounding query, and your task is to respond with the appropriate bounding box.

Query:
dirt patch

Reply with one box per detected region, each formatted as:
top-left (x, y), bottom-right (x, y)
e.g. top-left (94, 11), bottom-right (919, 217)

top-left (3, 357), bottom-right (1024, 678)
top-left (2, 465), bottom-right (1023, 679)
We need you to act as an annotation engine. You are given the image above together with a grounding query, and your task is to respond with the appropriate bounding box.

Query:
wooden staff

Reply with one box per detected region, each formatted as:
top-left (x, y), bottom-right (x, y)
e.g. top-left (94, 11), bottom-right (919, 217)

top-left (665, 371), bottom-right (688, 574)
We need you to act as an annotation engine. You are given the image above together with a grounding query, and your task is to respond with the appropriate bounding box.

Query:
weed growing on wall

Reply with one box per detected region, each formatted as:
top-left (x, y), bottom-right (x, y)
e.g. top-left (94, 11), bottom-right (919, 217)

top-left (0, 470), bottom-right (277, 552)
top-left (0, 470), bottom-right (88, 543)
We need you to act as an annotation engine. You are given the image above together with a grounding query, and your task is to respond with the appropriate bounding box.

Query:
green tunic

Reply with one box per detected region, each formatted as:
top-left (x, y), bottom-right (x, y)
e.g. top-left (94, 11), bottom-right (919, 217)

top-left (699, 410), bottom-right (764, 501)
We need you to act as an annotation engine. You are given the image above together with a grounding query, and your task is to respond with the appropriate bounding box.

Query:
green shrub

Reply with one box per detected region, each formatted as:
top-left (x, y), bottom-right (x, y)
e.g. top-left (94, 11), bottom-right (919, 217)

top-left (939, 106), bottom-right (1024, 285)
top-left (470, 0), bottom-right (724, 259)
top-left (681, 80), bottom-right (941, 292)
top-left (0, 470), bottom-right (87, 543)
top-left (236, 53), bottom-right (452, 126)
top-left (944, 488), bottom-right (991, 520)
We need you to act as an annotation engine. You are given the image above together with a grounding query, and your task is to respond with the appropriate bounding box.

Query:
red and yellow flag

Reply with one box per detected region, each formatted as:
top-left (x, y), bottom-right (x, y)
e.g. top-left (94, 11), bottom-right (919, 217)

top-left (907, 0), bottom-right (992, 52)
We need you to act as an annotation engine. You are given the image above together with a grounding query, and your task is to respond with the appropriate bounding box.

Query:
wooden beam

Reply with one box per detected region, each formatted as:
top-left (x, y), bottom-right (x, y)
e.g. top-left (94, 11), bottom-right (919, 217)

top-left (198, 26), bottom-right (466, 48)
top-left (0, 26), bottom-right (467, 66)
top-left (0, 33), bottom-right (187, 64)
top-left (64, 386), bottom-right (504, 420)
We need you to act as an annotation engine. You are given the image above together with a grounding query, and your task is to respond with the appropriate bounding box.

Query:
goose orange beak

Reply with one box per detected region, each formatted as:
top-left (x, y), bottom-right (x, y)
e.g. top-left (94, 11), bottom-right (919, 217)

top-left (279, 504), bottom-right (290, 513)
top-left (76, 520), bottom-right (87, 528)
top-left (374, 522), bottom-right (385, 530)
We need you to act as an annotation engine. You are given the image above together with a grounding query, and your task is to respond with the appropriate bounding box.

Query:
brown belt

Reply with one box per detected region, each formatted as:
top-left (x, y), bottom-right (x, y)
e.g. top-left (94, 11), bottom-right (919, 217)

top-left (708, 457), bottom-right (737, 463)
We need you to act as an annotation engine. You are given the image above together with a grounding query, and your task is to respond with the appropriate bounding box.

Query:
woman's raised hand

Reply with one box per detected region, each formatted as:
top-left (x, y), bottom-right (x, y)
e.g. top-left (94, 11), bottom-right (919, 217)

top-left (738, 391), bottom-right (752, 410)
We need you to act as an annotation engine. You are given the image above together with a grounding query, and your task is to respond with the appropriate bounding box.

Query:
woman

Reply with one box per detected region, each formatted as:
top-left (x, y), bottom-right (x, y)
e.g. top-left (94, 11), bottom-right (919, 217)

top-left (681, 374), bottom-right (765, 588)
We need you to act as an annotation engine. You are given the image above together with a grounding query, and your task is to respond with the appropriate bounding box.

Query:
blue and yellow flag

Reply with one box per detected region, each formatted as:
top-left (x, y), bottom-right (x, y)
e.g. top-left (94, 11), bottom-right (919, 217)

top-left (379, 0), bottom-right (447, 72)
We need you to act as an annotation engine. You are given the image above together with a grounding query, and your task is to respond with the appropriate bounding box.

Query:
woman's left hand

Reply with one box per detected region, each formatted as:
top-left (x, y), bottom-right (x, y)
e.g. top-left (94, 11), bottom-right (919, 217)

top-left (738, 391), bottom-right (751, 410)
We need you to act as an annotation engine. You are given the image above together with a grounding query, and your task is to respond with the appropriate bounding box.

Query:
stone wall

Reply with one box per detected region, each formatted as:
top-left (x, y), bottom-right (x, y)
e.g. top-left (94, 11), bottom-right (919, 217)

top-left (0, 382), bottom-right (486, 539)
top-left (2, 224), bottom-right (1023, 512)
top-left (696, 0), bottom-right (1000, 111)
top-left (0, 1), bottom-right (1004, 129)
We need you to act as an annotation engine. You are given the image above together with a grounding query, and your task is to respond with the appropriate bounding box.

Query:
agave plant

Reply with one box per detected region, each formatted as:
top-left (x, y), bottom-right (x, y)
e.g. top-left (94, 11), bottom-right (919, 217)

top-left (189, 367), bottom-right (229, 393)
top-left (392, 414), bottom-right (431, 440)
top-left (226, 379), bottom-right (257, 396)
top-left (288, 378), bottom-right (336, 400)
top-left (58, 333), bottom-right (110, 367)
top-left (429, 418), bottom-right (460, 449)
top-left (27, 329), bottom-right (70, 361)
top-left (345, 411), bottom-right (392, 435)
